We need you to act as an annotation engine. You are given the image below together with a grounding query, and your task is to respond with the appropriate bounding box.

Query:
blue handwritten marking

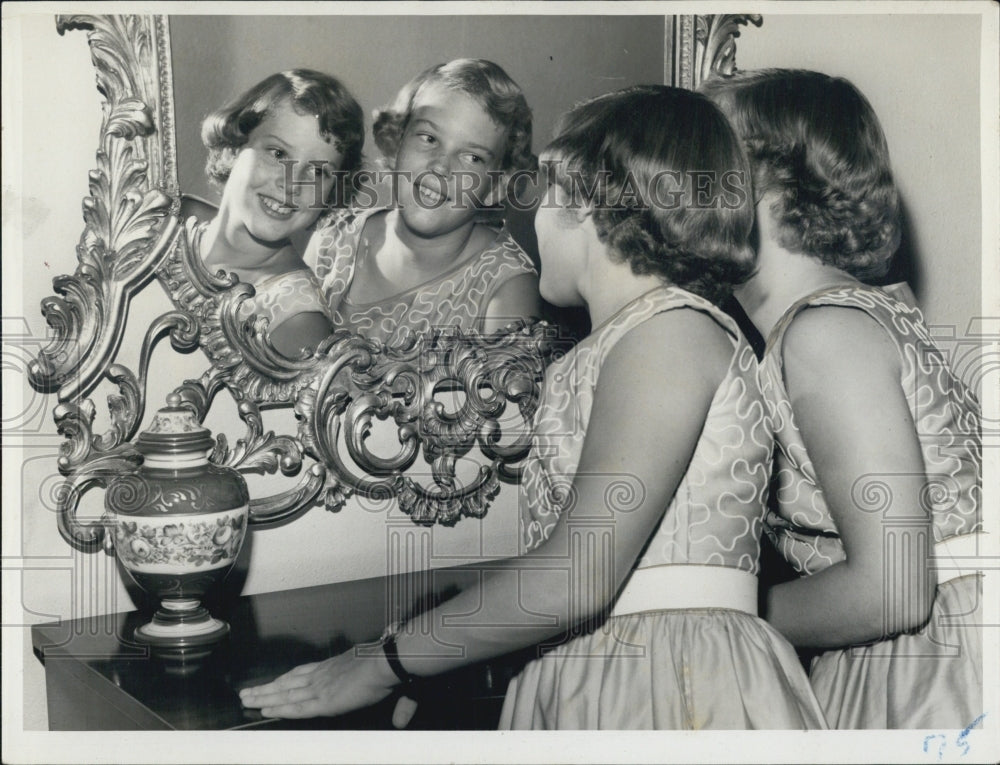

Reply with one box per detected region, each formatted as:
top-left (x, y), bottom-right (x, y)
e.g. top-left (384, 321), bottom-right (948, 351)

top-left (955, 713), bottom-right (986, 756)
top-left (923, 733), bottom-right (947, 760)
top-left (922, 713), bottom-right (986, 759)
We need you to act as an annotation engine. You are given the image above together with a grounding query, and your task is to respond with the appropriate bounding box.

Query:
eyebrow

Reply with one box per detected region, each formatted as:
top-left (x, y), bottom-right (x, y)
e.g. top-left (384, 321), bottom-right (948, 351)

top-left (262, 134), bottom-right (336, 164)
top-left (410, 119), bottom-right (498, 159)
top-left (262, 134), bottom-right (291, 148)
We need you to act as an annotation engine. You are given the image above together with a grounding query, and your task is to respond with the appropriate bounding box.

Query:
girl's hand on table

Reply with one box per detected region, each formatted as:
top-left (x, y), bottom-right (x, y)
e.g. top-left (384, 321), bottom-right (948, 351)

top-left (239, 645), bottom-right (397, 719)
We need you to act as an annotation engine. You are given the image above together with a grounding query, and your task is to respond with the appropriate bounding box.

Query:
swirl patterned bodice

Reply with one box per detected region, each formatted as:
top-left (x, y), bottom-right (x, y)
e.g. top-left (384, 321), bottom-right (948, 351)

top-left (760, 286), bottom-right (982, 576)
top-left (304, 207), bottom-right (538, 346)
top-left (518, 286), bottom-right (773, 574)
top-left (186, 218), bottom-right (331, 332)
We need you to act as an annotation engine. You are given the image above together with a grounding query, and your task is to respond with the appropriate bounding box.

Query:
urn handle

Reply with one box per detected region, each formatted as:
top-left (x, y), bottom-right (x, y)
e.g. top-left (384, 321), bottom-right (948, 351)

top-left (56, 450), bottom-right (142, 553)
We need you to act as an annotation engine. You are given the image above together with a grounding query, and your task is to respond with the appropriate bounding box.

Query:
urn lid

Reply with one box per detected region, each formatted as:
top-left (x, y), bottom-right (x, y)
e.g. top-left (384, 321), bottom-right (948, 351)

top-left (136, 394), bottom-right (215, 457)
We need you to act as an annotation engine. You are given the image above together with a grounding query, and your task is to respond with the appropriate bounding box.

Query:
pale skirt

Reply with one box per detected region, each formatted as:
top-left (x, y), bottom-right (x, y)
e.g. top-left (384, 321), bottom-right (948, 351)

top-left (810, 574), bottom-right (983, 729)
top-left (498, 608), bottom-right (828, 730)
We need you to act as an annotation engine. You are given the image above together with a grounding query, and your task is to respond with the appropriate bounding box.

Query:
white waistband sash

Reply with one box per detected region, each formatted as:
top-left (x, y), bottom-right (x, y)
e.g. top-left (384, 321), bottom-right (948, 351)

top-left (610, 564), bottom-right (758, 618)
top-left (934, 531), bottom-right (987, 584)
top-left (607, 534), bottom-right (984, 619)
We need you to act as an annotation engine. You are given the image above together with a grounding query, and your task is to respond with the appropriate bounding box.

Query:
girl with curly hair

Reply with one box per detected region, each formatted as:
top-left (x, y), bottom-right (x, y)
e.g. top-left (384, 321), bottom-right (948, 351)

top-left (242, 85), bottom-right (827, 730)
top-left (192, 69), bottom-right (364, 357)
top-left (703, 69), bottom-right (982, 729)
top-left (304, 58), bottom-right (542, 345)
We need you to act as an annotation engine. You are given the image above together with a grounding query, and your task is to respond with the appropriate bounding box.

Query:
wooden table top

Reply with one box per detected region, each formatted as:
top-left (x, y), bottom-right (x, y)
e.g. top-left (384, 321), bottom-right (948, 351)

top-left (31, 566), bottom-right (527, 730)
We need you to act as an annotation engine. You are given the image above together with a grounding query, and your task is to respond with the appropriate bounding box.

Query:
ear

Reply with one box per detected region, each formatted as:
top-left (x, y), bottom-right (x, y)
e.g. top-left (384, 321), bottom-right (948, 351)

top-left (573, 202), bottom-right (593, 225)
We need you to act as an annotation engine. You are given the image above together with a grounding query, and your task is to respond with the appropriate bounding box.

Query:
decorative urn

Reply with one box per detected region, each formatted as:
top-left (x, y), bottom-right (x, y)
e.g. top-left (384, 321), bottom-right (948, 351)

top-left (105, 394), bottom-right (249, 669)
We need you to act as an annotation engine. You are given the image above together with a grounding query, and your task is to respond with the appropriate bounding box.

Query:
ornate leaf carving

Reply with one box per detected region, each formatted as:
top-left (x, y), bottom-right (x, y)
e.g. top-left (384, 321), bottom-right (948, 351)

top-left (695, 14), bottom-right (763, 83)
top-left (56, 449), bottom-right (143, 553)
top-left (29, 15), bottom-right (187, 552)
top-left (297, 323), bottom-right (560, 525)
top-left (30, 15), bottom-right (178, 403)
top-left (668, 14), bottom-right (763, 89)
top-left (155, 224), bottom-right (321, 406)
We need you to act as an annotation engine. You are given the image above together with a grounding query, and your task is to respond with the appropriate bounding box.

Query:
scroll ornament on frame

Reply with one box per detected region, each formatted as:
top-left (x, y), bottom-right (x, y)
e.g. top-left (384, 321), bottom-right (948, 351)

top-left (32, 12), bottom-right (766, 560)
top-left (296, 322), bottom-right (561, 526)
top-left (669, 14), bottom-right (763, 90)
top-left (28, 15), bottom-right (185, 552)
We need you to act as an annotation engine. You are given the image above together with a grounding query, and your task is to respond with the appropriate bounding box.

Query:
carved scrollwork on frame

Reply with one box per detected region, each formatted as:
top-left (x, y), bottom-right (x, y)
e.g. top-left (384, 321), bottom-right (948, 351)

top-left (53, 309), bottom-right (200, 551)
top-left (695, 14), bottom-right (764, 82)
top-left (34, 13), bottom-right (764, 555)
top-left (297, 323), bottom-right (559, 526)
top-left (26, 15), bottom-right (188, 552)
top-left (667, 14), bottom-right (763, 89)
top-left (170, 375), bottom-right (327, 526)
top-left (156, 220), bottom-right (321, 407)
top-left (30, 15), bottom-right (179, 405)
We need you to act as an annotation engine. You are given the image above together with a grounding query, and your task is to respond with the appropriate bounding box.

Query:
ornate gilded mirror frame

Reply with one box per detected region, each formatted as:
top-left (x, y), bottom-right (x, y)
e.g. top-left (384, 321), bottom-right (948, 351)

top-left (28, 12), bottom-right (761, 554)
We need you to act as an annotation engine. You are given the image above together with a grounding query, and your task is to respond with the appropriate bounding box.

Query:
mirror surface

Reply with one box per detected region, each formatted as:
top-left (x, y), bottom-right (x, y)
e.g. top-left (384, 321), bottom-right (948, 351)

top-left (171, 15), bottom-right (665, 219)
top-left (162, 14), bottom-right (668, 393)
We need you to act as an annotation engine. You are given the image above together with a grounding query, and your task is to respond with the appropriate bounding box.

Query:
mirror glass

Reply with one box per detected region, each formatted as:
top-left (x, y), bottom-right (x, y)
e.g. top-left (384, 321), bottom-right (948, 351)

top-left (166, 14), bottom-right (666, 368)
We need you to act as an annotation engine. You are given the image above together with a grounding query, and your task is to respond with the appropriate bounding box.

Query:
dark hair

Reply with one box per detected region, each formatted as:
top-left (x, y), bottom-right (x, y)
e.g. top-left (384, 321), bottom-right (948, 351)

top-left (372, 58), bottom-right (534, 175)
top-left (201, 69), bottom-right (364, 201)
top-left (543, 85), bottom-right (756, 305)
top-left (700, 69), bottom-right (901, 280)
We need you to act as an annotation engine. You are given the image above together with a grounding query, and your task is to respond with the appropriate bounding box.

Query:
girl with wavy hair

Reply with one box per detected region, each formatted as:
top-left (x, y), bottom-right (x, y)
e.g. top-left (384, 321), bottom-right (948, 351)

top-left (304, 58), bottom-right (541, 345)
top-left (703, 69), bottom-right (982, 729)
top-left (241, 85), bottom-right (827, 730)
top-left (193, 69), bottom-right (364, 357)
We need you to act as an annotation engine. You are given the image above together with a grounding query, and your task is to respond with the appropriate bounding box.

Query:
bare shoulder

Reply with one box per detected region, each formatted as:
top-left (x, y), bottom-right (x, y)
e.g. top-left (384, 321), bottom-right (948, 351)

top-left (782, 305), bottom-right (900, 381)
top-left (489, 272), bottom-right (541, 305)
top-left (586, 307), bottom-right (734, 471)
top-left (482, 273), bottom-right (543, 332)
top-left (269, 311), bottom-right (333, 358)
top-left (604, 307), bottom-right (734, 393)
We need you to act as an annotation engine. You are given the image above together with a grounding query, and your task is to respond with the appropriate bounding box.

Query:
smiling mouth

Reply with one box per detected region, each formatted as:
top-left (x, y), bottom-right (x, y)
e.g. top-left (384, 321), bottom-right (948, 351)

top-left (258, 194), bottom-right (297, 219)
top-left (415, 183), bottom-right (448, 207)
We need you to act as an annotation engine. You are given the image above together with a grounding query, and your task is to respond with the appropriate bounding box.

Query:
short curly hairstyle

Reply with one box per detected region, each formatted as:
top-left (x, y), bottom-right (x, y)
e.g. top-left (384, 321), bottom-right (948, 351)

top-left (700, 69), bottom-right (901, 280)
top-left (201, 69), bottom-right (364, 203)
top-left (542, 85), bottom-right (756, 305)
top-left (372, 58), bottom-right (534, 177)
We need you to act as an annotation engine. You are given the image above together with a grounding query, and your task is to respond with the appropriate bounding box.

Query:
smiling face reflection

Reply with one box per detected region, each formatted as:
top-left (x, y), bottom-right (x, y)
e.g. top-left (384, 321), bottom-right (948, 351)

top-left (198, 95), bottom-right (347, 358)
top-left (218, 101), bottom-right (343, 263)
top-left (394, 82), bottom-right (508, 240)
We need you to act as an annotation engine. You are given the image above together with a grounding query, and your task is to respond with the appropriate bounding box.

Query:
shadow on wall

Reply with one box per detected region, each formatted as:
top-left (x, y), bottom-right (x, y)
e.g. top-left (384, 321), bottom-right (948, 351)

top-left (879, 196), bottom-right (921, 299)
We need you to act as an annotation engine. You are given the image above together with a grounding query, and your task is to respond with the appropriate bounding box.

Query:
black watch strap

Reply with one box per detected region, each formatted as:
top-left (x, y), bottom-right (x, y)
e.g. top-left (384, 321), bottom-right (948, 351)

top-left (381, 632), bottom-right (417, 686)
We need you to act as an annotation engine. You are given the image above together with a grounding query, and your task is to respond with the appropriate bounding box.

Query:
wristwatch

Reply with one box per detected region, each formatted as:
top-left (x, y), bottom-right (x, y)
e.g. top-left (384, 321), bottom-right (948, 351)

top-left (379, 621), bottom-right (418, 686)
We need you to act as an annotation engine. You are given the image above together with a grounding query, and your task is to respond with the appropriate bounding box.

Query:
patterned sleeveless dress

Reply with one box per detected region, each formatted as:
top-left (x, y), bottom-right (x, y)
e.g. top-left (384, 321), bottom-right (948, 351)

top-left (304, 207), bottom-right (537, 346)
top-left (499, 286), bottom-right (827, 730)
top-left (761, 285), bottom-right (983, 729)
top-left (186, 218), bottom-right (330, 332)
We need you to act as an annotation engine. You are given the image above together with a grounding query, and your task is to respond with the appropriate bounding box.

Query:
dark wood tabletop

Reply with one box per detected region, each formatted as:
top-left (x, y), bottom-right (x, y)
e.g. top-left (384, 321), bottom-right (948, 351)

top-left (31, 565), bottom-right (531, 730)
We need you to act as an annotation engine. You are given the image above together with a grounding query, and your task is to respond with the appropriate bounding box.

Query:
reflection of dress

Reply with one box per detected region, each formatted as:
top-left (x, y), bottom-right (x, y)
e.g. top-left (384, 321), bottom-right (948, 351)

top-left (186, 218), bottom-right (330, 333)
top-left (761, 285), bottom-right (982, 729)
top-left (304, 208), bottom-right (537, 345)
top-left (500, 286), bottom-right (827, 730)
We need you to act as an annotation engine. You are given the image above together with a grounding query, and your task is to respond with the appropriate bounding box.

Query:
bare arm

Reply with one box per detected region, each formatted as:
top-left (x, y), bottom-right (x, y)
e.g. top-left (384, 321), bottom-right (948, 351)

top-left (268, 311), bottom-right (334, 358)
top-left (764, 307), bottom-right (935, 649)
top-left (241, 309), bottom-right (733, 718)
top-left (482, 273), bottom-right (544, 334)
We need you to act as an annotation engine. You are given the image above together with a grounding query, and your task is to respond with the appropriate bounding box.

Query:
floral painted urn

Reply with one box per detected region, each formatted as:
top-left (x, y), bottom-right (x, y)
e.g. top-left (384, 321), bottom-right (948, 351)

top-left (105, 394), bottom-right (249, 669)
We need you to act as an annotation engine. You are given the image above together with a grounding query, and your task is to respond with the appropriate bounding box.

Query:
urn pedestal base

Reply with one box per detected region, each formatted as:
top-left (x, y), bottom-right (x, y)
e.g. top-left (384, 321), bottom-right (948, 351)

top-left (134, 598), bottom-right (230, 675)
